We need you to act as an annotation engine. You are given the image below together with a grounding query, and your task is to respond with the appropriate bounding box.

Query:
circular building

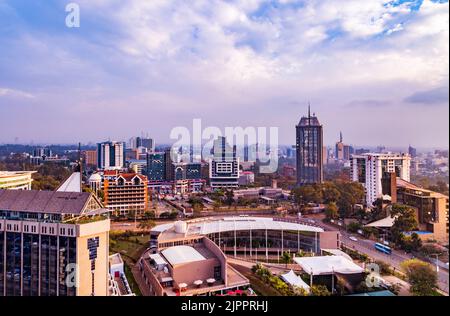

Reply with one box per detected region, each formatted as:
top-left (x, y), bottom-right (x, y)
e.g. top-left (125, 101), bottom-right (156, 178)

top-left (150, 216), bottom-right (339, 258)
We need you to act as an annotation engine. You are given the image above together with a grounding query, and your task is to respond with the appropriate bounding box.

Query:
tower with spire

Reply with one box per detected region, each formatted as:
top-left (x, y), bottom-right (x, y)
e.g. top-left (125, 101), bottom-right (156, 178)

top-left (295, 104), bottom-right (324, 186)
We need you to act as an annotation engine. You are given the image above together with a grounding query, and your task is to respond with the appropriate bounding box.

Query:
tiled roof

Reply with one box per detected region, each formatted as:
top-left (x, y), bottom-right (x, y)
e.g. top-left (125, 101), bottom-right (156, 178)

top-left (0, 189), bottom-right (91, 214)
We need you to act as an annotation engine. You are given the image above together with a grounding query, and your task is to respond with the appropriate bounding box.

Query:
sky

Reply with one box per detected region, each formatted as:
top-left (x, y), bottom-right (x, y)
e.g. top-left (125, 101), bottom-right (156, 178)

top-left (0, 0), bottom-right (448, 148)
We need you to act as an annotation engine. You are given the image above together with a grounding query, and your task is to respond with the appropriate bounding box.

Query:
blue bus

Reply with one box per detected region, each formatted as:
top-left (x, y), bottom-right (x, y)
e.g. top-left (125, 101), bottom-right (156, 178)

top-left (374, 243), bottom-right (392, 255)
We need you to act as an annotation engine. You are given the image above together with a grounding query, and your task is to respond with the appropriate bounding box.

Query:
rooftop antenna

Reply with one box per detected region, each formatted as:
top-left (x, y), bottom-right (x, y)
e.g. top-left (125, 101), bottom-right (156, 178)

top-left (78, 142), bottom-right (83, 192)
top-left (308, 102), bottom-right (311, 125)
top-left (340, 131), bottom-right (343, 143)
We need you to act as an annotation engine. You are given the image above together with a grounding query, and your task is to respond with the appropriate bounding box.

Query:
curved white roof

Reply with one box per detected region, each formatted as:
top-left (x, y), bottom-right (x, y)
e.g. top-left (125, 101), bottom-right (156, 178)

top-left (187, 217), bottom-right (324, 235)
top-left (151, 217), bottom-right (323, 238)
top-left (161, 246), bottom-right (206, 266)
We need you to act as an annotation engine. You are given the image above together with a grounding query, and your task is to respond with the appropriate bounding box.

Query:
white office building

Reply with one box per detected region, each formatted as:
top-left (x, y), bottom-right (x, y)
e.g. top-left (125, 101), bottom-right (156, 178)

top-left (350, 153), bottom-right (411, 206)
top-left (97, 141), bottom-right (125, 170)
top-left (209, 137), bottom-right (240, 189)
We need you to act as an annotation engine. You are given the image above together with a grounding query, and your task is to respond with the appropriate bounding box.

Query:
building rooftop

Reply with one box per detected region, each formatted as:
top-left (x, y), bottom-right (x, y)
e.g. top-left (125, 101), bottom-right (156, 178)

top-left (57, 172), bottom-right (82, 193)
top-left (397, 178), bottom-right (448, 199)
top-left (161, 245), bottom-right (206, 266)
top-left (294, 255), bottom-right (364, 276)
top-left (152, 216), bottom-right (324, 242)
top-left (0, 189), bottom-right (93, 215)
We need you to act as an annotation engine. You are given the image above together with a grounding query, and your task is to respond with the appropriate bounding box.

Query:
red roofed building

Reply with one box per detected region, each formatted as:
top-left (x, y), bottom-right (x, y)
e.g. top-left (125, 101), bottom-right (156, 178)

top-left (103, 171), bottom-right (149, 216)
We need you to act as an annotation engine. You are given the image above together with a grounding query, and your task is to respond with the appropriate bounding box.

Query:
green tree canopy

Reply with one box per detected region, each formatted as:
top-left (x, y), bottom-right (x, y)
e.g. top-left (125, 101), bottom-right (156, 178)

top-left (401, 259), bottom-right (438, 296)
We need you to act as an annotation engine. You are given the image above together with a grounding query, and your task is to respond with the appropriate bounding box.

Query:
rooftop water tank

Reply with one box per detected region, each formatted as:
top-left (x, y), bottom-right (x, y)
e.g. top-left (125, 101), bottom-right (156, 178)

top-left (174, 221), bottom-right (187, 234)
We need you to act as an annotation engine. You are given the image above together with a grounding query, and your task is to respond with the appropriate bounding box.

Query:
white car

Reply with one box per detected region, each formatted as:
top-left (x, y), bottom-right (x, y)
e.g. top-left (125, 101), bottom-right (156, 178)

top-left (349, 236), bottom-right (358, 242)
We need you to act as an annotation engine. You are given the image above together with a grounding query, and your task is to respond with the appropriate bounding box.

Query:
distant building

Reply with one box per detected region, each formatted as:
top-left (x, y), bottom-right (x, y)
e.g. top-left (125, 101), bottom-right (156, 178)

top-left (0, 171), bottom-right (35, 190)
top-left (350, 153), bottom-right (411, 206)
top-left (209, 137), bottom-right (240, 189)
top-left (408, 145), bottom-right (417, 158)
top-left (296, 106), bottom-right (323, 185)
top-left (33, 147), bottom-right (52, 158)
top-left (128, 159), bottom-right (147, 175)
top-left (238, 171), bottom-right (255, 186)
top-left (130, 136), bottom-right (154, 152)
top-left (103, 170), bottom-right (149, 216)
top-left (30, 147), bottom-right (69, 166)
top-left (97, 141), bottom-right (125, 170)
top-left (0, 189), bottom-right (110, 296)
top-left (83, 150), bottom-right (97, 167)
top-left (147, 152), bottom-right (166, 182)
top-left (335, 132), bottom-right (353, 161)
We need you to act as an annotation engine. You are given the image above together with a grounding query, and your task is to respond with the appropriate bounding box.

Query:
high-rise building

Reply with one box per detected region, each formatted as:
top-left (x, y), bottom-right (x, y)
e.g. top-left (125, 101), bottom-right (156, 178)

top-left (82, 150), bottom-right (97, 168)
top-left (33, 147), bottom-right (52, 158)
top-left (147, 152), bottom-right (166, 182)
top-left (209, 137), bottom-right (240, 189)
top-left (102, 171), bottom-right (148, 216)
top-left (335, 132), bottom-right (353, 161)
top-left (296, 106), bottom-right (323, 186)
top-left (350, 153), bottom-right (411, 206)
top-left (408, 145), bottom-right (417, 158)
top-left (0, 190), bottom-right (110, 296)
top-left (97, 141), bottom-right (125, 170)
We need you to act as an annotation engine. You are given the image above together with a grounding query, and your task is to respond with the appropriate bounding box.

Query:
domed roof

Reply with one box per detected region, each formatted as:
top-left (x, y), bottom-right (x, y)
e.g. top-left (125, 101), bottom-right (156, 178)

top-left (89, 173), bottom-right (102, 182)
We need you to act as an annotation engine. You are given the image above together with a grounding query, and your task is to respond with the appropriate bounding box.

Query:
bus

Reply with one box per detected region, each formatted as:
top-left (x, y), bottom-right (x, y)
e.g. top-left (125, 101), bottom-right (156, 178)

top-left (374, 243), bottom-right (392, 255)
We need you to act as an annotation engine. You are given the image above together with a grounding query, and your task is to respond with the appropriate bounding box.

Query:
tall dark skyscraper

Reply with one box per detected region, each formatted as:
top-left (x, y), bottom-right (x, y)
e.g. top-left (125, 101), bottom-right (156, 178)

top-left (296, 106), bottom-right (324, 186)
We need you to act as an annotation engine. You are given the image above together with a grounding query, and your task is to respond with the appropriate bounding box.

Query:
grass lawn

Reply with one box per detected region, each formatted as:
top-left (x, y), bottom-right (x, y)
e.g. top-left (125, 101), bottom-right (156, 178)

top-left (109, 232), bottom-right (149, 296)
top-left (230, 264), bottom-right (283, 296)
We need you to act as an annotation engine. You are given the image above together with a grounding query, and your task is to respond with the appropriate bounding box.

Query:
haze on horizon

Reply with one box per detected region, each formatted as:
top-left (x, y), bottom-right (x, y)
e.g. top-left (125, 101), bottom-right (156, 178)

top-left (0, 0), bottom-right (448, 148)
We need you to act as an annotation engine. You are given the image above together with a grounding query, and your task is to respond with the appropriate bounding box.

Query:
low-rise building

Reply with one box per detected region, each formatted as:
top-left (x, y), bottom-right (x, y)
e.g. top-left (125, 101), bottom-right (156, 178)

top-left (396, 179), bottom-right (449, 243)
top-left (138, 236), bottom-right (249, 296)
top-left (0, 171), bottom-right (35, 190)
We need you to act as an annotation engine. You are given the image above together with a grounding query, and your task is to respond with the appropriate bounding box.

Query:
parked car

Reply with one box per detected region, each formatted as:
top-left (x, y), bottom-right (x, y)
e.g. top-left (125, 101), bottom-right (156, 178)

top-left (349, 236), bottom-right (358, 242)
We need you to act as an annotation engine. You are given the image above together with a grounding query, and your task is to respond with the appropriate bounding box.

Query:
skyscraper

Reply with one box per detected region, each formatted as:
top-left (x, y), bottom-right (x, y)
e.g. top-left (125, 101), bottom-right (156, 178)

top-left (209, 136), bottom-right (240, 189)
top-left (350, 153), bottom-right (411, 205)
top-left (146, 152), bottom-right (166, 181)
top-left (97, 141), bottom-right (125, 170)
top-left (296, 106), bottom-right (324, 186)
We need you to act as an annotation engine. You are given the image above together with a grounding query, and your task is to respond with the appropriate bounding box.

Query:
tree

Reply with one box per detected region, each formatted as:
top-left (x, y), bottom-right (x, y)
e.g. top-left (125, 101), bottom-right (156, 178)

top-left (325, 202), bottom-right (339, 220)
top-left (138, 220), bottom-right (155, 230)
top-left (280, 251), bottom-right (292, 267)
top-left (390, 204), bottom-right (418, 247)
top-left (347, 222), bottom-right (361, 234)
top-left (401, 259), bottom-right (438, 296)
top-left (322, 182), bottom-right (341, 204)
top-left (224, 190), bottom-right (235, 206)
top-left (335, 182), bottom-right (365, 218)
top-left (310, 285), bottom-right (331, 296)
top-left (292, 185), bottom-right (323, 206)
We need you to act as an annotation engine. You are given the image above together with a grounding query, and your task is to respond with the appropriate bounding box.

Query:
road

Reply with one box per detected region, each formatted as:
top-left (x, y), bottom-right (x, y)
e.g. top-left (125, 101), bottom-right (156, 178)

top-left (318, 221), bottom-right (449, 294)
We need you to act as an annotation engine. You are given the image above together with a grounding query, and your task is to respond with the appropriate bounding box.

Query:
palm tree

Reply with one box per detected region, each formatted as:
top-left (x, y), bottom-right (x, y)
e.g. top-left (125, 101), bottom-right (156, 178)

top-left (281, 251), bottom-right (292, 268)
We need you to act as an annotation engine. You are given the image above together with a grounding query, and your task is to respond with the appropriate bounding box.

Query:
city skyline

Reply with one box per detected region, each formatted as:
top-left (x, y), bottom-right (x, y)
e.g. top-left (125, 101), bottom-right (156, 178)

top-left (0, 0), bottom-right (449, 147)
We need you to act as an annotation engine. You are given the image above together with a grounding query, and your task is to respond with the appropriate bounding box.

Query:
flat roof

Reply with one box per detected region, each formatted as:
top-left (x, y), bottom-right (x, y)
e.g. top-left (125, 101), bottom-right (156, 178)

top-left (161, 245), bottom-right (206, 266)
top-left (294, 256), bottom-right (364, 275)
top-left (365, 216), bottom-right (396, 228)
top-left (149, 253), bottom-right (167, 266)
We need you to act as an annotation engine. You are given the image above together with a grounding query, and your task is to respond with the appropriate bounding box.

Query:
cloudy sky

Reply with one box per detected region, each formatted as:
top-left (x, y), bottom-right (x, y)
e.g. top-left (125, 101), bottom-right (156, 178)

top-left (0, 0), bottom-right (448, 148)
